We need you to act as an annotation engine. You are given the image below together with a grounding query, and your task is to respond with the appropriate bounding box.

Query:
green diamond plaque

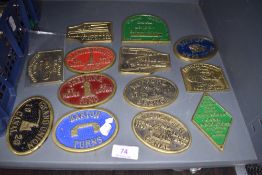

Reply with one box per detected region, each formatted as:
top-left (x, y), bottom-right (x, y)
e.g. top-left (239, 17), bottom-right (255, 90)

top-left (122, 14), bottom-right (170, 43)
top-left (192, 93), bottom-right (232, 151)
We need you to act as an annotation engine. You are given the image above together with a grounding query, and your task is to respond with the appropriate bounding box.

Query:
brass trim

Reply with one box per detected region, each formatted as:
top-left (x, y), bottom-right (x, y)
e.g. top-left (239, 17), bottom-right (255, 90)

top-left (58, 73), bottom-right (116, 108)
top-left (52, 108), bottom-right (119, 153)
top-left (6, 96), bottom-right (54, 156)
top-left (173, 35), bottom-right (217, 62)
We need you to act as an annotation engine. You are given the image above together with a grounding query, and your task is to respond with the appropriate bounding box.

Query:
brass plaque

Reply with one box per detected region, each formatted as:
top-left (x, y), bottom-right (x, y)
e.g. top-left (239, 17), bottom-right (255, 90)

top-left (58, 73), bottom-right (116, 108)
top-left (122, 14), bottom-right (170, 44)
top-left (53, 108), bottom-right (118, 152)
top-left (133, 111), bottom-right (191, 153)
top-left (192, 93), bottom-right (233, 151)
top-left (181, 64), bottom-right (229, 92)
top-left (28, 50), bottom-right (63, 84)
top-left (124, 76), bottom-right (178, 109)
top-left (66, 22), bottom-right (112, 43)
top-left (6, 96), bottom-right (53, 155)
top-left (119, 47), bottom-right (170, 74)
top-left (174, 35), bottom-right (217, 62)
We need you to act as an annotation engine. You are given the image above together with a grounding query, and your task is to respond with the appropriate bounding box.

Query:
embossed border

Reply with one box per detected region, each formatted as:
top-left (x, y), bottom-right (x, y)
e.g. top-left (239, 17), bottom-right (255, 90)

top-left (123, 76), bottom-right (179, 109)
top-left (66, 22), bottom-right (113, 43)
top-left (132, 110), bottom-right (192, 154)
top-left (6, 96), bottom-right (54, 156)
top-left (64, 46), bottom-right (116, 74)
top-left (119, 46), bottom-right (171, 75)
top-left (58, 73), bottom-right (116, 108)
top-left (122, 14), bottom-right (170, 44)
top-left (27, 50), bottom-right (64, 85)
top-left (180, 63), bottom-right (230, 92)
top-left (52, 108), bottom-right (119, 153)
top-left (173, 35), bottom-right (217, 62)
top-left (191, 93), bottom-right (233, 151)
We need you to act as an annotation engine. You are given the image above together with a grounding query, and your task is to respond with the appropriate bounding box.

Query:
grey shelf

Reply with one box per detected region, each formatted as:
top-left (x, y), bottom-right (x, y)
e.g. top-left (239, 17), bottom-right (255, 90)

top-left (0, 0), bottom-right (257, 170)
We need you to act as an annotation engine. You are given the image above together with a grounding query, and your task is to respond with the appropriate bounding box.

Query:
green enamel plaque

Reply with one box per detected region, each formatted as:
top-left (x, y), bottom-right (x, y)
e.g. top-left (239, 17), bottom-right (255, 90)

top-left (122, 14), bottom-right (170, 43)
top-left (192, 93), bottom-right (232, 151)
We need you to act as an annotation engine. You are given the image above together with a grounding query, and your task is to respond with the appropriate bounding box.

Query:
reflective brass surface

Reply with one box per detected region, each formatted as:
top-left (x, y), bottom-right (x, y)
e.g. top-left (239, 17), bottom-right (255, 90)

top-left (192, 93), bottom-right (233, 151)
top-left (124, 76), bottom-right (178, 109)
top-left (119, 47), bottom-right (170, 74)
top-left (133, 111), bottom-right (191, 153)
top-left (6, 96), bottom-right (53, 155)
top-left (181, 64), bottom-right (229, 92)
top-left (28, 50), bottom-right (63, 84)
top-left (66, 22), bottom-right (112, 43)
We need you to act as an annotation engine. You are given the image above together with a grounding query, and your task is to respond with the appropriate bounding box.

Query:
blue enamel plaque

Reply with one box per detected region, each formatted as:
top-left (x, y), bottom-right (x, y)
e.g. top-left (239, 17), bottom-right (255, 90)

top-left (174, 35), bottom-right (217, 62)
top-left (53, 109), bottom-right (118, 152)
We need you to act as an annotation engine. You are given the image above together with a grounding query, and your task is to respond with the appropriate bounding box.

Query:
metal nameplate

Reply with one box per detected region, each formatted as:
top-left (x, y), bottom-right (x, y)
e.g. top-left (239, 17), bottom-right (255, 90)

top-left (119, 47), bottom-right (170, 74)
top-left (192, 93), bottom-right (233, 151)
top-left (133, 111), bottom-right (191, 153)
top-left (174, 35), bottom-right (217, 62)
top-left (28, 50), bottom-right (63, 84)
top-left (181, 63), bottom-right (230, 92)
top-left (6, 96), bottom-right (53, 155)
top-left (124, 76), bottom-right (178, 109)
top-left (65, 46), bottom-right (115, 73)
top-left (53, 109), bottom-right (118, 152)
top-left (66, 22), bottom-right (112, 43)
top-left (122, 14), bottom-right (170, 44)
top-left (58, 73), bottom-right (116, 108)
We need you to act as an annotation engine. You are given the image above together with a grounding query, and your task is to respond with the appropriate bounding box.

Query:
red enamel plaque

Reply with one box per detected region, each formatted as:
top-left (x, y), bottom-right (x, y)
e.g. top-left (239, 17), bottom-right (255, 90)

top-left (65, 47), bottom-right (115, 73)
top-left (58, 74), bottom-right (116, 108)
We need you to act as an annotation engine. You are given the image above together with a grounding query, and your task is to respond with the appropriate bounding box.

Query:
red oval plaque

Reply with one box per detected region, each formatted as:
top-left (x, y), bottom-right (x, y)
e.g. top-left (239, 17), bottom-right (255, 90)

top-left (65, 46), bottom-right (115, 73)
top-left (58, 74), bottom-right (116, 108)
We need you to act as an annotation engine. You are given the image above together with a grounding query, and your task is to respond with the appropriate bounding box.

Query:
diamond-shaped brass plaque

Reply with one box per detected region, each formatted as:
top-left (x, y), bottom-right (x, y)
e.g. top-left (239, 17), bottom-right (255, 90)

top-left (192, 93), bottom-right (232, 151)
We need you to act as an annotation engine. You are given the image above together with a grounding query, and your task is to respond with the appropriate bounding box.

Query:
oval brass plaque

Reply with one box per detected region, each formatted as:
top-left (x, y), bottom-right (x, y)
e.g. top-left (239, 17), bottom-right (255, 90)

top-left (58, 73), bottom-right (116, 108)
top-left (53, 108), bottom-right (118, 152)
top-left (6, 96), bottom-right (53, 155)
top-left (132, 111), bottom-right (191, 153)
top-left (124, 76), bottom-right (178, 109)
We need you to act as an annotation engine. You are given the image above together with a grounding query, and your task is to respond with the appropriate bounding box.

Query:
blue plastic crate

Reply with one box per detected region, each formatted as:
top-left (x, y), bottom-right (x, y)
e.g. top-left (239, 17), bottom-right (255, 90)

top-left (0, 0), bottom-right (34, 136)
top-left (0, 106), bottom-right (9, 136)
top-left (0, 22), bottom-right (25, 87)
top-left (22, 0), bottom-right (40, 30)
top-left (0, 77), bottom-right (16, 136)
top-left (1, 0), bottom-right (30, 56)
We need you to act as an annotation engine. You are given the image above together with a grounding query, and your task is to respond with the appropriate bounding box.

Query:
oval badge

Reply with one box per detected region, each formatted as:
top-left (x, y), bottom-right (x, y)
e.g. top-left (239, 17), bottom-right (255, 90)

top-left (65, 46), bottom-right (115, 73)
top-left (58, 73), bottom-right (116, 108)
top-left (124, 76), bottom-right (178, 109)
top-left (133, 111), bottom-right (191, 153)
top-left (174, 35), bottom-right (217, 62)
top-left (53, 109), bottom-right (118, 152)
top-left (6, 96), bottom-right (53, 155)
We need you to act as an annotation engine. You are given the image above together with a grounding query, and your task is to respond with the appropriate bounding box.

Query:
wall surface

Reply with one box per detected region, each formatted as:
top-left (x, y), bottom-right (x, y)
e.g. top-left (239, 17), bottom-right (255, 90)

top-left (200, 0), bottom-right (262, 161)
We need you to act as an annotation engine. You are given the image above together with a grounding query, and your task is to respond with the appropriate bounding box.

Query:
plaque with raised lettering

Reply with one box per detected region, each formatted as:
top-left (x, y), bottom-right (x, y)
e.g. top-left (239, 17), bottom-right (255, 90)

top-left (66, 22), bottom-right (112, 43)
top-left (28, 50), bottom-right (63, 84)
top-left (192, 93), bottom-right (233, 151)
top-left (181, 64), bottom-right (230, 92)
top-left (133, 111), bottom-right (191, 153)
top-left (119, 47), bottom-right (170, 74)
top-left (65, 46), bottom-right (115, 73)
top-left (124, 76), bottom-right (178, 109)
top-left (53, 109), bottom-right (118, 152)
top-left (6, 96), bottom-right (53, 155)
top-left (58, 73), bottom-right (116, 108)
top-left (174, 35), bottom-right (217, 62)
top-left (122, 14), bottom-right (170, 43)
